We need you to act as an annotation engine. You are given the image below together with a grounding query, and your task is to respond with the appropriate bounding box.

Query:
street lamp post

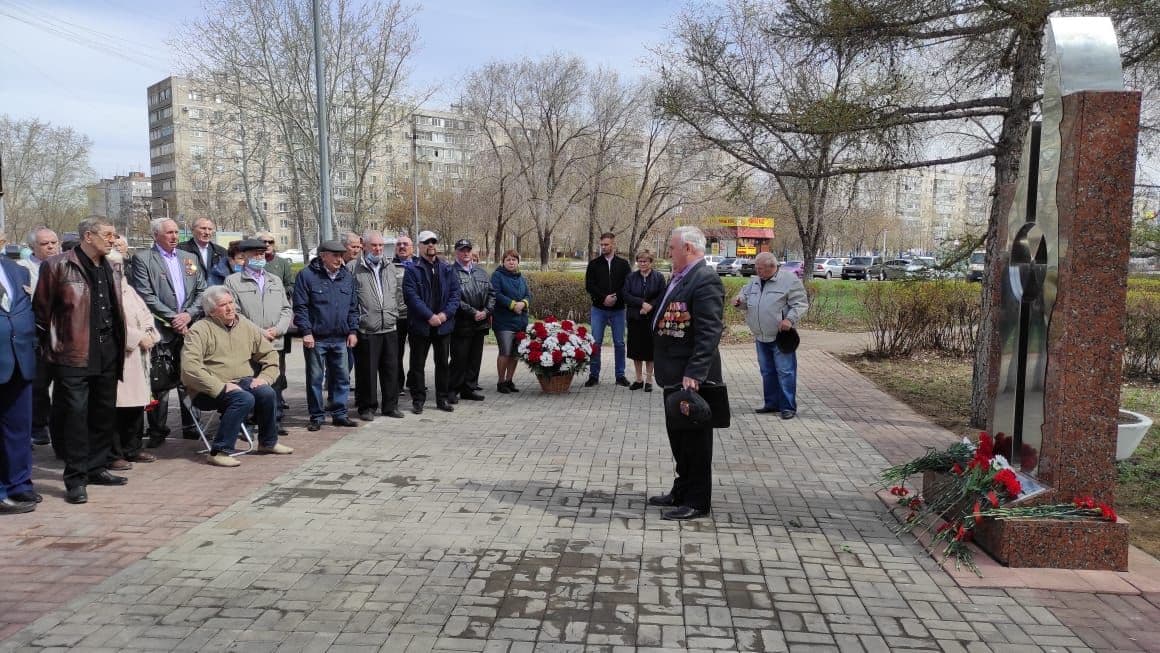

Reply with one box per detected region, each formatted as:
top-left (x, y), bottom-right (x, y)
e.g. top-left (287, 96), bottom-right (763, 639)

top-left (411, 112), bottom-right (419, 238)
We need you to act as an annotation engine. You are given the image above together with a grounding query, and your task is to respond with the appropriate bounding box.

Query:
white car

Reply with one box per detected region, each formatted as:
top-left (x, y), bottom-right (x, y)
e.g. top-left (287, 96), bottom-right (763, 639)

top-left (704, 255), bottom-right (723, 270)
top-left (813, 257), bottom-right (848, 278)
top-left (281, 249), bottom-right (305, 264)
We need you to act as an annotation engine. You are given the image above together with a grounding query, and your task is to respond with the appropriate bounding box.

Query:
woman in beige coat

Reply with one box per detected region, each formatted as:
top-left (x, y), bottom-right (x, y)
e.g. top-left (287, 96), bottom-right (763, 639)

top-left (110, 250), bottom-right (160, 468)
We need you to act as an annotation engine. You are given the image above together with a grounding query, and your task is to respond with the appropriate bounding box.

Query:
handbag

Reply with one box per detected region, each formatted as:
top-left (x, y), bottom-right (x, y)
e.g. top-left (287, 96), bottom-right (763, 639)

top-left (149, 340), bottom-right (181, 394)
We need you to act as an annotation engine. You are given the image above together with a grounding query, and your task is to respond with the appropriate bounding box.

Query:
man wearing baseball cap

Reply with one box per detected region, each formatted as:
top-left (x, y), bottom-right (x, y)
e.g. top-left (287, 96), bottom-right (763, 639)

top-left (449, 239), bottom-right (494, 402)
top-left (402, 231), bottom-right (460, 413)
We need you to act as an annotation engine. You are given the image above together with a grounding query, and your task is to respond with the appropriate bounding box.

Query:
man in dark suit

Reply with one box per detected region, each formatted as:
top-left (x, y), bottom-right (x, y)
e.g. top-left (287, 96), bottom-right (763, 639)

top-left (177, 217), bottom-right (227, 284)
top-left (648, 226), bottom-right (725, 521)
top-left (0, 242), bottom-right (40, 513)
top-left (131, 217), bottom-right (207, 446)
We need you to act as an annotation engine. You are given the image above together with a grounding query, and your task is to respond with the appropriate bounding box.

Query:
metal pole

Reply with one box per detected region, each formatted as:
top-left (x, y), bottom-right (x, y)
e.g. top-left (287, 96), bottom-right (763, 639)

top-left (411, 112), bottom-right (419, 237)
top-left (312, 0), bottom-right (334, 242)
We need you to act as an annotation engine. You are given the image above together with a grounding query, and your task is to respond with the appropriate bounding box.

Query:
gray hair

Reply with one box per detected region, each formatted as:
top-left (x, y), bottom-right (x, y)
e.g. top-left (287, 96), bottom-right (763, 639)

top-left (201, 285), bottom-right (233, 314)
top-left (754, 252), bottom-right (777, 266)
top-left (192, 217), bottom-right (214, 229)
top-left (362, 229), bottom-right (384, 243)
top-left (150, 217), bottom-right (174, 236)
top-left (344, 231), bottom-right (362, 244)
top-left (671, 225), bottom-right (707, 254)
top-left (24, 226), bottom-right (54, 249)
top-left (78, 215), bottom-right (113, 237)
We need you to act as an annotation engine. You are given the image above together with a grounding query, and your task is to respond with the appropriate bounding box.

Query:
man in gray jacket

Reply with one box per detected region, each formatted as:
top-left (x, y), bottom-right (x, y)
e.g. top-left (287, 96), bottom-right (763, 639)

top-left (350, 231), bottom-right (405, 420)
top-left (449, 239), bottom-right (495, 402)
top-left (734, 252), bottom-right (808, 419)
top-left (224, 239), bottom-right (293, 434)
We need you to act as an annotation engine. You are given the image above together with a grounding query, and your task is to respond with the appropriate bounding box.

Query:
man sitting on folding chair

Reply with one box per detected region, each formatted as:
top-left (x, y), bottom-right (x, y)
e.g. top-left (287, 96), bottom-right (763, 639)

top-left (180, 286), bottom-right (293, 467)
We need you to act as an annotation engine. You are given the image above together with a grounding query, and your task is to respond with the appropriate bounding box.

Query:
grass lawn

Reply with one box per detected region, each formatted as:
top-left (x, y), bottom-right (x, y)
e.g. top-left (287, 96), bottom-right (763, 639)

top-left (845, 353), bottom-right (1160, 559)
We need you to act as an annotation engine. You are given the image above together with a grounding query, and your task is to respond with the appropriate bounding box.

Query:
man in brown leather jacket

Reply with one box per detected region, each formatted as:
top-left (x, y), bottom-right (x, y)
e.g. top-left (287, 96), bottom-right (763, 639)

top-left (33, 217), bottom-right (129, 505)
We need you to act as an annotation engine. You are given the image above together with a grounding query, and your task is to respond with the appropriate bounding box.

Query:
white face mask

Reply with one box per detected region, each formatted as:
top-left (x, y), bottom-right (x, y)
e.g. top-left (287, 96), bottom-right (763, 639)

top-left (106, 250), bottom-right (124, 264)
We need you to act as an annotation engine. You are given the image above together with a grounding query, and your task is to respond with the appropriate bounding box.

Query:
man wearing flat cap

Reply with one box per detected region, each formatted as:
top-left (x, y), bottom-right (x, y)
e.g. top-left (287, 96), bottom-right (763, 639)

top-left (292, 239), bottom-right (360, 431)
top-left (402, 230), bottom-right (460, 413)
top-left (449, 239), bottom-right (494, 403)
top-left (733, 252), bottom-right (808, 420)
top-left (224, 239), bottom-right (293, 434)
top-left (649, 226), bottom-right (725, 521)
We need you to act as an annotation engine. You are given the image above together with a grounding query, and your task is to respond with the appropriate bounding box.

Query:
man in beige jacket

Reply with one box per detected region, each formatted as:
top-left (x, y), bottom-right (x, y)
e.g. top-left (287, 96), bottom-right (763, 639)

top-left (181, 286), bottom-right (293, 467)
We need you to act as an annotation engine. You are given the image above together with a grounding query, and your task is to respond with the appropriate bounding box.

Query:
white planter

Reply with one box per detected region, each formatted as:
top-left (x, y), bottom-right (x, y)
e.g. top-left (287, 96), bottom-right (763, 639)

top-left (1117, 409), bottom-right (1153, 461)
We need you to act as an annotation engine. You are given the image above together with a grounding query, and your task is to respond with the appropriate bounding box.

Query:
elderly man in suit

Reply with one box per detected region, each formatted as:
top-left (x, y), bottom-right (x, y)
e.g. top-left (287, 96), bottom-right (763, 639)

top-left (178, 217), bottom-right (227, 284)
top-left (647, 226), bottom-right (725, 521)
top-left (18, 226), bottom-right (59, 448)
top-left (0, 234), bottom-right (40, 513)
top-left (130, 217), bottom-right (207, 447)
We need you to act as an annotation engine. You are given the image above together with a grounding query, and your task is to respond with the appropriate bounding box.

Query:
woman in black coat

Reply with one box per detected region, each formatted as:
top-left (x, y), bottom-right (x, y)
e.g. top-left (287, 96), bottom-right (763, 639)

top-left (621, 249), bottom-right (667, 391)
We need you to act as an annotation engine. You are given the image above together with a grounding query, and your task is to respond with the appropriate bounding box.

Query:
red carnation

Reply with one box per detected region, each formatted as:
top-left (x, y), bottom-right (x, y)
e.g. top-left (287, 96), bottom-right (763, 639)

top-left (1074, 496), bottom-right (1097, 510)
top-left (544, 315), bottom-right (558, 323)
top-left (557, 332), bottom-right (570, 344)
top-left (533, 324), bottom-right (548, 339)
top-left (977, 431), bottom-right (994, 460)
top-left (514, 331), bottom-right (526, 342)
top-left (951, 463), bottom-right (964, 475)
top-left (1098, 502), bottom-right (1118, 522)
top-left (987, 490), bottom-right (1000, 508)
top-left (561, 320), bottom-right (574, 330)
top-left (993, 469), bottom-right (1022, 498)
top-left (551, 350), bottom-right (563, 364)
top-left (574, 349), bottom-right (586, 361)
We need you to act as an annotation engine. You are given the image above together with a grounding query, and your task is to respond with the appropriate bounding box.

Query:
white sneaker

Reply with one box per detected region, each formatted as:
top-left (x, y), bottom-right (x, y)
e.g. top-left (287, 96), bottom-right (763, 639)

top-left (207, 452), bottom-right (241, 467)
top-left (256, 443), bottom-right (294, 455)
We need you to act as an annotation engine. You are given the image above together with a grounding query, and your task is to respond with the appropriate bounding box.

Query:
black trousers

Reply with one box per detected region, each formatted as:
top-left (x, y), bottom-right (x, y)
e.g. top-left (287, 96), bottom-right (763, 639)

top-left (355, 331), bottom-right (399, 413)
top-left (408, 330), bottom-right (450, 405)
top-left (113, 407), bottom-right (144, 461)
top-left (32, 357), bottom-right (51, 431)
top-left (53, 340), bottom-right (119, 490)
top-left (397, 328), bottom-right (411, 391)
top-left (449, 329), bottom-right (486, 394)
top-left (663, 390), bottom-right (714, 510)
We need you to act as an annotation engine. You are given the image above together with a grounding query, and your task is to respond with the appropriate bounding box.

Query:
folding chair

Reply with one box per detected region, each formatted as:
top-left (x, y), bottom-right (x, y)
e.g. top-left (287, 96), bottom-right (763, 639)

top-left (192, 409), bottom-right (255, 457)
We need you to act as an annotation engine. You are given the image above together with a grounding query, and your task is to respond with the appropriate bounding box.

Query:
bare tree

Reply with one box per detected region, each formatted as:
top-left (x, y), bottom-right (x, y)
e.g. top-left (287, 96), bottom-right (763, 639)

top-left (579, 70), bottom-right (640, 259)
top-left (0, 115), bottom-right (92, 238)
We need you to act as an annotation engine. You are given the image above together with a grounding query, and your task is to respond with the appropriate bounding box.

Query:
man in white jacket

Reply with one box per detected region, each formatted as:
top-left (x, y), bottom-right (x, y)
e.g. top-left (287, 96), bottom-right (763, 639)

top-left (734, 252), bottom-right (808, 419)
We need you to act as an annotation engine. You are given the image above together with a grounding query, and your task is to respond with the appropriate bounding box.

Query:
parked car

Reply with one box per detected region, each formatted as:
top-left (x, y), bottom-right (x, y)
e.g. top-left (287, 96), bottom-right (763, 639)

top-left (966, 249), bottom-right (986, 282)
top-left (704, 255), bottom-right (723, 271)
top-left (882, 257), bottom-right (937, 280)
top-left (813, 257), bottom-right (848, 279)
top-left (717, 257), bottom-right (743, 276)
top-left (739, 258), bottom-right (757, 276)
top-left (281, 249), bottom-right (305, 264)
top-left (782, 260), bottom-right (805, 279)
top-left (842, 255), bottom-right (884, 280)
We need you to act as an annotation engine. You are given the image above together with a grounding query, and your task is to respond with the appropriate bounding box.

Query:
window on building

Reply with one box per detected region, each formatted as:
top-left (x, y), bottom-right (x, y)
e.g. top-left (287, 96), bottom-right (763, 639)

top-left (278, 202), bottom-right (288, 213)
top-left (188, 90), bottom-right (200, 100)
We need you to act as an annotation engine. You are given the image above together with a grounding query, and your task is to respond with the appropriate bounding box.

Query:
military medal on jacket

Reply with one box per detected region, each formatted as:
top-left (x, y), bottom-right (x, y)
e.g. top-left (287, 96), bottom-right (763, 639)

top-left (657, 300), bottom-right (691, 338)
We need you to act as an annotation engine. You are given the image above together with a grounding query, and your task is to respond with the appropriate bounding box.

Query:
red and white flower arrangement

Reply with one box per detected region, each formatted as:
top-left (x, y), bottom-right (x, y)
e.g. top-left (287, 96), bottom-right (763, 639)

top-left (882, 431), bottom-right (1118, 573)
top-left (515, 315), bottom-right (597, 378)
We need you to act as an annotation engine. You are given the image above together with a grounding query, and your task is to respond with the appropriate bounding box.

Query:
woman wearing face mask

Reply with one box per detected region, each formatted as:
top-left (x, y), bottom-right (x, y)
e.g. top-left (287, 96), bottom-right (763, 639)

top-left (107, 240), bottom-right (160, 468)
top-left (222, 239), bottom-right (293, 434)
top-left (490, 250), bottom-right (531, 393)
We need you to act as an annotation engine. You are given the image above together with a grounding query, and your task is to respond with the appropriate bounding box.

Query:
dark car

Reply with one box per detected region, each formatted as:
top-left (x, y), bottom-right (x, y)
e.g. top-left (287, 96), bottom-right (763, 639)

top-left (842, 256), bottom-right (884, 280)
top-left (717, 257), bottom-right (743, 276)
top-left (739, 258), bottom-right (757, 276)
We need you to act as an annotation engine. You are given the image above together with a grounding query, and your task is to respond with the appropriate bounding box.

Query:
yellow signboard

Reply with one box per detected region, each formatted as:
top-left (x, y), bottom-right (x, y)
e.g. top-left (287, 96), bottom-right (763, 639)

top-left (736, 245), bottom-right (757, 256)
top-left (709, 216), bottom-right (774, 229)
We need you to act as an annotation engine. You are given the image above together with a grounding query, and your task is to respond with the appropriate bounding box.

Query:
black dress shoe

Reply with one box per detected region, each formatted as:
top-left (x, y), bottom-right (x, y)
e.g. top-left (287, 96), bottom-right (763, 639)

top-left (66, 486), bottom-right (88, 504)
top-left (629, 381), bottom-right (644, 391)
top-left (436, 402), bottom-right (454, 412)
top-left (0, 497), bottom-right (36, 514)
top-left (781, 410), bottom-right (796, 420)
top-left (644, 383), bottom-right (653, 393)
top-left (9, 490), bottom-right (42, 503)
top-left (447, 395), bottom-right (459, 405)
top-left (662, 505), bottom-right (711, 521)
top-left (88, 471), bottom-right (128, 486)
top-left (383, 410), bottom-right (405, 419)
top-left (506, 381), bottom-right (520, 393)
top-left (279, 401), bottom-right (290, 410)
top-left (358, 410), bottom-right (376, 422)
top-left (332, 417), bottom-right (359, 427)
top-left (460, 391), bottom-right (485, 401)
top-left (145, 434), bottom-right (166, 448)
top-left (647, 493), bottom-right (678, 507)
top-left (412, 401), bottom-right (424, 415)
top-left (755, 406), bottom-right (778, 414)
top-left (31, 428), bottom-right (50, 446)
top-left (497, 382), bottom-right (511, 394)
top-left (615, 377), bottom-right (631, 387)
top-left (307, 420), bottom-right (322, 432)
top-left (584, 377), bottom-right (599, 388)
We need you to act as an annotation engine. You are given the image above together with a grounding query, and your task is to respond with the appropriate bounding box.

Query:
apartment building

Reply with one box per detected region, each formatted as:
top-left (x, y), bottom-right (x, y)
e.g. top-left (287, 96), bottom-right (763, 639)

top-left (86, 171), bottom-right (153, 243)
top-left (146, 75), bottom-right (480, 248)
top-left (857, 168), bottom-right (992, 252)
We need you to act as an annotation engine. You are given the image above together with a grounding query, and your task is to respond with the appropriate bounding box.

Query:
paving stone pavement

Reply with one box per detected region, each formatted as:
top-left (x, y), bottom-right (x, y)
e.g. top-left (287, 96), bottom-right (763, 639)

top-left (2, 338), bottom-right (1159, 652)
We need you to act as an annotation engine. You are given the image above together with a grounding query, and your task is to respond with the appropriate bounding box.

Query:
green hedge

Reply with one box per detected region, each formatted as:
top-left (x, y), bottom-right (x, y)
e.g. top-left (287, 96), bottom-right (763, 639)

top-left (860, 281), bottom-right (981, 357)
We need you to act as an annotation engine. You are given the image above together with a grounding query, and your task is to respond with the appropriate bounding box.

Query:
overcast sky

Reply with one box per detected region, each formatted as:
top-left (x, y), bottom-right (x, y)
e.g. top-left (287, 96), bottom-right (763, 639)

top-left (0, 0), bottom-right (676, 178)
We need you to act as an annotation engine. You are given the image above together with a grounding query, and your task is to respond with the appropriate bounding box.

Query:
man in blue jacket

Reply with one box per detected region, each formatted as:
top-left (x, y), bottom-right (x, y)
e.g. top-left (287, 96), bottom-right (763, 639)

top-left (403, 230), bottom-right (460, 414)
top-left (292, 240), bottom-right (360, 431)
top-left (0, 246), bottom-right (40, 513)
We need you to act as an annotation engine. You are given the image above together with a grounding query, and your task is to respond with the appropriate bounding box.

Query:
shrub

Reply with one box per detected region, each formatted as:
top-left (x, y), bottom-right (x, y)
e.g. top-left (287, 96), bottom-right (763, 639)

top-left (1125, 291), bottom-right (1160, 380)
top-left (860, 281), bottom-right (981, 357)
top-left (523, 272), bottom-right (593, 324)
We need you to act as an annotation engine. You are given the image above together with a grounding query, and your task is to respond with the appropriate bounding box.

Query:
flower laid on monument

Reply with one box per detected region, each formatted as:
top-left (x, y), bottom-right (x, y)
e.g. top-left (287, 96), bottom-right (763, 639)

top-left (881, 432), bottom-right (1117, 573)
top-left (515, 315), bottom-right (596, 378)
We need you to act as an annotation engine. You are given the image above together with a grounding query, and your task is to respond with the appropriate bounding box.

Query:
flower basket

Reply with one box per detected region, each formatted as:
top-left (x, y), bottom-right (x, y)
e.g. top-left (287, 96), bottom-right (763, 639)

top-left (537, 373), bottom-right (574, 394)
top-left (516, 316), bottom-right (596, 388)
